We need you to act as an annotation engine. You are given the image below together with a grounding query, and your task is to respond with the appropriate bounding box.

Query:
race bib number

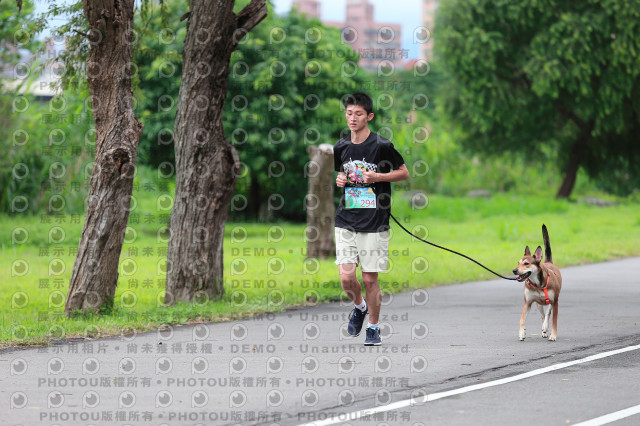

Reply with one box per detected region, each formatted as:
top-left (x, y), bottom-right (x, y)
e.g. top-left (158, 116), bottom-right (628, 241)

top-left (345, 188), bottom-right (376, 209)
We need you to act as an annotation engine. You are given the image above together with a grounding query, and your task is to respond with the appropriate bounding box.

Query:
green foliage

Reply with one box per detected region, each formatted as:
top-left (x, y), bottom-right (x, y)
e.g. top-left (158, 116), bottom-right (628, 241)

top-left (1, 92), bottom-right (94, 214)
top-left (436, 0), bottom-right (640, 196)
top-left (367, 67), bottom-right (440, 189)
top-left (133, 0), bottom-right (185, 166)
top-left (1, 1), bottom-right (91, 214)
top-left (1, 2), bottom-right (27, 74)
top-left (224, 9), bottom-right (368, 221)
top-left (364, 65), bottom-right (563, 198)
top-left (0, 0), bottom-right (43, 89)
top-left (127, 1), bottom-right (368, 221)
top-left (44, 1), bottom-right (87, 94)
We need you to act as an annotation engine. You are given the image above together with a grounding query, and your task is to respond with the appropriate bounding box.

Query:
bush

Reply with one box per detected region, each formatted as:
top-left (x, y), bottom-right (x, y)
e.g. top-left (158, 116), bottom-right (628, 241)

top-left (1, 91), bottom-right (93, 215)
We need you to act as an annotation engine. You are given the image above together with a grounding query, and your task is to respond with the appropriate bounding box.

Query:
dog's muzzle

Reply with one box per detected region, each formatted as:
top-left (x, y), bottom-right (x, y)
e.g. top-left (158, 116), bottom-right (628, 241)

top-left (513, 270), bottom-right (531, 282)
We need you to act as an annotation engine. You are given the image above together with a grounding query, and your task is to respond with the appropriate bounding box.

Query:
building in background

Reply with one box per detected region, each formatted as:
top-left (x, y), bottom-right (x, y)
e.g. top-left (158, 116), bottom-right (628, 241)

top-left (421, 0), bottom-right (437, 60)
top-left (292, 0), bottom-right (321, 17)
top-left (1, 38), bottom-right (58, 101)
top-left (292, 0), bottom-right (404, 72)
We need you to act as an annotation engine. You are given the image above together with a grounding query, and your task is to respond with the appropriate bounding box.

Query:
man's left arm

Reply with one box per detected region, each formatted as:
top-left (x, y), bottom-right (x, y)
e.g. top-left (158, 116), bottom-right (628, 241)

top-left (363, 164), bottom-right (409, 184)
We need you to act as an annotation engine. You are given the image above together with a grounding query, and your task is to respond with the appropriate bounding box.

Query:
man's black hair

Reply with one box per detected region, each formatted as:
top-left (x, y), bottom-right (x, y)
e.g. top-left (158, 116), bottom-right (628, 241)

top-left (343, 92), bottom-right (374, 115)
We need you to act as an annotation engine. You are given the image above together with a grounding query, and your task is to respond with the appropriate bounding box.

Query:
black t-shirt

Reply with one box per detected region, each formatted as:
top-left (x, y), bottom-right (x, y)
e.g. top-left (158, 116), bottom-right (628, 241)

top-left (334, 132), bottom-right (405, 232)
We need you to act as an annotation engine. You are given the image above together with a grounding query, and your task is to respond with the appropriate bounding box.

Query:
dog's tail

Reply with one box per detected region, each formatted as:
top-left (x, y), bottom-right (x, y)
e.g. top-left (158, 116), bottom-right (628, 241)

top-left (542, 224), bottom-right (552, 263)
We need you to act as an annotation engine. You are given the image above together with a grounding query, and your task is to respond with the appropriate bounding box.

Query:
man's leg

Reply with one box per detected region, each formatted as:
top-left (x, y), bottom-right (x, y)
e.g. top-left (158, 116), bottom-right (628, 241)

top-left (358, 231), bottom-right (387, 346)
top-left (335, 228), bottom-right (360, 303)
top-left (339, 263), bottom-right (363, 305)
top-left (358, 230), bottom-right (387, 326)
top-left (335, 227), bottom-right (368, 337)
top-left (362, 271), bottom-right (382, 345)
top-left (362, 272), bottom-right (381, 324)
top-left (339, 263), bottom-right (368, 336)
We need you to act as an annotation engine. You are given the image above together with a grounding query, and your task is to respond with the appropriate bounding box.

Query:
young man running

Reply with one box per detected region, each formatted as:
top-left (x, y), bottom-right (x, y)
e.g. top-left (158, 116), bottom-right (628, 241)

top-left (334, 92), bottom-right (410, 345)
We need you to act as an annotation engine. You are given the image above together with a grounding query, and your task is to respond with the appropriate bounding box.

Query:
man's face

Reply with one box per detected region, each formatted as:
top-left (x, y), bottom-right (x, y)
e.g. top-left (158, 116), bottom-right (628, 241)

top-left (345, 104), bottom-right (373, 132)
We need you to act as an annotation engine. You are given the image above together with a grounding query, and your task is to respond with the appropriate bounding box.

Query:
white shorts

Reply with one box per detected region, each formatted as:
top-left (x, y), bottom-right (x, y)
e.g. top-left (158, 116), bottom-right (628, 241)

top-left (334, 227), bottom-right (389, 272)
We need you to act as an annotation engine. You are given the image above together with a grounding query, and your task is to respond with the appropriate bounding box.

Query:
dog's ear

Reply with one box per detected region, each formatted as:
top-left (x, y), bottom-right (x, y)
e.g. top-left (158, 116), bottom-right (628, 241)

top-left (524, 246), bottom-right (531, 256)
top-left (534, 246), bottom-right (543, 262)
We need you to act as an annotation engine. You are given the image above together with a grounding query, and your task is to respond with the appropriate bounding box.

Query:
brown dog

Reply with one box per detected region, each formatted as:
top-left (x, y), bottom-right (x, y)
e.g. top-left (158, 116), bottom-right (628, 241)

top-left (512, 225), bottom-right (562, 341)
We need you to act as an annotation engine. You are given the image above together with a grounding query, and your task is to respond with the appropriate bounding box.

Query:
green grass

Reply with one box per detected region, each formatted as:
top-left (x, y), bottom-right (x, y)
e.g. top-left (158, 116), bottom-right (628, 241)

top-left (2, 188), bottom-right (640, 347)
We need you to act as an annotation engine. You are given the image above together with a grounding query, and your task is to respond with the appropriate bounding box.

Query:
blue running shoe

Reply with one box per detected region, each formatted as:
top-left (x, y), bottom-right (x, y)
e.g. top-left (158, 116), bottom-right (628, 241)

top-left (347, 307), bottom-right (368, 336)
top-left (364, 326), bottom-right (381, 346)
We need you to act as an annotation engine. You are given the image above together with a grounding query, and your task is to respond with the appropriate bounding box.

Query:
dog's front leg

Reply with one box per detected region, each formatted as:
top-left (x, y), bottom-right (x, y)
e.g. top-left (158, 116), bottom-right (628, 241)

top-left (549, 301), bottom-right (559, 341)
top-left (540, 303), bottom-right (551, 338)
top-left (519, 300), bottom-right (532, 341)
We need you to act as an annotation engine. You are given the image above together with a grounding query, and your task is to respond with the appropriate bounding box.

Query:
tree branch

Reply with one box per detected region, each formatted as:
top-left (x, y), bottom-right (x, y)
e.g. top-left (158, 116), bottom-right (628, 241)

top-left (73, 29), bottom-right (90, 39)
top-left (234, 0), bottom-right (267, 44)
top-left (555, 100), bottom-right (587, 130)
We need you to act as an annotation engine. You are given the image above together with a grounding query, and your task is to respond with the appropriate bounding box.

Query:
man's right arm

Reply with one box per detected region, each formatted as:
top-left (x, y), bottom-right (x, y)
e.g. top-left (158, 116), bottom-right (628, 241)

top-left (334, 143), bottom-right (346, 187)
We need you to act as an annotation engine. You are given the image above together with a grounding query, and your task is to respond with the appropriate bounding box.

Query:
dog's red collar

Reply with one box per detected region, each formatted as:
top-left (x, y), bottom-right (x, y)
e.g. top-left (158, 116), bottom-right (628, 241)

top-left (526, 273), bottom-right (551, 305)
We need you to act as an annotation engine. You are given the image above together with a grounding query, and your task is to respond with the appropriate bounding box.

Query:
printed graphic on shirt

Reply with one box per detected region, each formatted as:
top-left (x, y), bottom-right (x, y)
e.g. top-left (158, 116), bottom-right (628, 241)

top-left (343, 159), bottom-right (377, 187)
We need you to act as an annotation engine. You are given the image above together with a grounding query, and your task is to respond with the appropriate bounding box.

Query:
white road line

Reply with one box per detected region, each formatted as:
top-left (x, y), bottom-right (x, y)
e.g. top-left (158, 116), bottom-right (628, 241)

top-left (573, 404), bottom-right (640, 426)
top-left (298, 344), bottom-right (640, 426)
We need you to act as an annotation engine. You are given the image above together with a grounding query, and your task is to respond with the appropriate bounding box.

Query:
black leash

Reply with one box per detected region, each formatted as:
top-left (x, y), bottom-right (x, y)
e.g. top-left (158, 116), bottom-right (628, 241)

top-left (390, 213), bottom-right (517, 281)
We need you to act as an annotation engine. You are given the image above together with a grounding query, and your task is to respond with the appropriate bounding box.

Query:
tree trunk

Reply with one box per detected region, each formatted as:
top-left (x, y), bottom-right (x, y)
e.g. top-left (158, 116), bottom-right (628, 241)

top-left (165, 0), bottom-right (267, 304)
top-left (556, 125), bottom-right (592, 199)
top-left (65, 0), bottom-right (143, 315)
top-left (306, 144), bottom-right (336, 259)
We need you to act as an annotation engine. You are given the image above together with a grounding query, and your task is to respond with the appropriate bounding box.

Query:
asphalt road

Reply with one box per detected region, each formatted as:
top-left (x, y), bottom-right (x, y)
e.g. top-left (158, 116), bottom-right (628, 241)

top-left (2, 257), bottom-right (640, 426)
